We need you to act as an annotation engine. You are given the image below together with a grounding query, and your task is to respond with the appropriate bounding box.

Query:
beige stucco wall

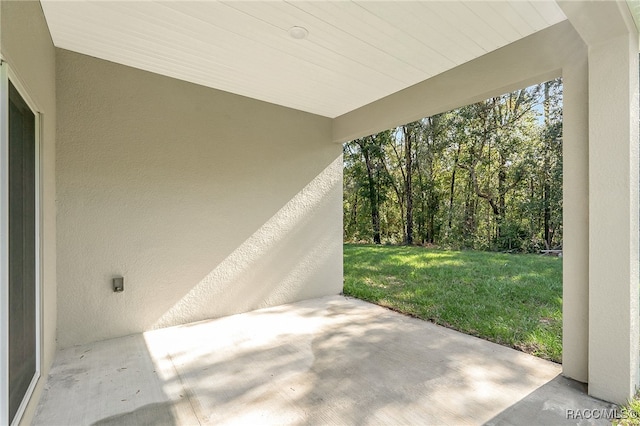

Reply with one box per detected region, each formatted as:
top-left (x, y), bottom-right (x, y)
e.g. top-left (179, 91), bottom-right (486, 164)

top-left (586, 29), bottom-right (639, 404)
top-left (561, 43), bottom-right (589, 384)
top-left (558, 1), bottom-right (640, 403)
top-left (55, 49), bottom-right (343, 348)
top-left (1, 1), bottom-right (57, 424)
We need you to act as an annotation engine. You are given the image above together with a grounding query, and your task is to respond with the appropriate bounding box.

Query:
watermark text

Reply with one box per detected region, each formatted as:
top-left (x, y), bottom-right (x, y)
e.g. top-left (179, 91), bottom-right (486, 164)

top-left (566, 408), bottom-right (638, 420)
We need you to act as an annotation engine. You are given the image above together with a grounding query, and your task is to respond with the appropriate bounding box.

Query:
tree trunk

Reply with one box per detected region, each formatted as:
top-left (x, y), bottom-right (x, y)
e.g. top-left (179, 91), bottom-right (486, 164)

top-left (360, 140), bottom-right (381, 244)
top-left (415, 147), bottom-right (426, 244)
top-left (404, 126), bottom-right (414, 245)
top-left (497, 154), bottom-right (507, 242)
top-left (381, 155), bottom-right (405, 241)
top-left (543, 81), bottom-right (551, 249)
top-left (448, 144), bottom-right (461, 230)
top-left (350, 193), bottom-right (358, 236)
top-left (464, 179), bottom-right (477, 237)
top-left (543, 181), bottom-right (551, 249)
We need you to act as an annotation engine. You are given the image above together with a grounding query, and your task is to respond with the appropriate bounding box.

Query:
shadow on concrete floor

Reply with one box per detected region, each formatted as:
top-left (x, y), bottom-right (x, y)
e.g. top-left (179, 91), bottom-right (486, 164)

top-left (34, 296), bottom-right (616, 425)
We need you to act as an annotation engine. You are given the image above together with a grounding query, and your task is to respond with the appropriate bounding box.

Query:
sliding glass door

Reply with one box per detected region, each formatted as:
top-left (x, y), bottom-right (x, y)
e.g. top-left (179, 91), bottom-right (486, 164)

top-left (4, 74), bottom-right (39, 425)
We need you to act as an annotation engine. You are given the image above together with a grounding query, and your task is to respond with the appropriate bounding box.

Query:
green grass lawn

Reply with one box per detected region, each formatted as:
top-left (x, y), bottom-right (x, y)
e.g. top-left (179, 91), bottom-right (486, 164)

top-left (343, 244), bottom-right (563, 363)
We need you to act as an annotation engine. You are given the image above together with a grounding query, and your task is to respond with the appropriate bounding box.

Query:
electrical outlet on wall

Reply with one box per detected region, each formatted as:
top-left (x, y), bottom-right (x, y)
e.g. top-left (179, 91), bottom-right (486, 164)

top-left (113, 277), bottom-right (124, 293)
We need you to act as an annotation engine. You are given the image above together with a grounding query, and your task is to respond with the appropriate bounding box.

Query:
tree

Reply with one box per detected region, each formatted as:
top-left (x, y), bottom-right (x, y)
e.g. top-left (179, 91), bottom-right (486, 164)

top-left (342, 79), bottom-right (564, 252)
top-left (403, 124), bottom-right (415, 244)
top-left (343, 131), bottom-right (394, 244)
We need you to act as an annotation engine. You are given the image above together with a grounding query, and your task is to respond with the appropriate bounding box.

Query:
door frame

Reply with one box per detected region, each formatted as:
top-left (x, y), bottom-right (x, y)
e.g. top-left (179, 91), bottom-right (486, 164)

top-left (0, 57), bottom-right (43, 426)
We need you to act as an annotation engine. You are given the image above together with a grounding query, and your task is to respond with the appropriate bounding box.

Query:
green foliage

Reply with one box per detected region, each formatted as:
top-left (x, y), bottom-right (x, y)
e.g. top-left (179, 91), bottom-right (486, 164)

top-left (615, 392), bottom-right (640, 425)
top-left (343, 244), bottom-right (563, 362)
top-left (343, 79), bottom-right (564, 252)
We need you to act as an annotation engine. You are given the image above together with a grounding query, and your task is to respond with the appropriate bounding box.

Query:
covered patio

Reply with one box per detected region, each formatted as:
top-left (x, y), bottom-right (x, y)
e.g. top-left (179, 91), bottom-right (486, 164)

top-left (34, 296), bottom-right (617, 425)
top-left (2, 1), bottom-right (640, 425)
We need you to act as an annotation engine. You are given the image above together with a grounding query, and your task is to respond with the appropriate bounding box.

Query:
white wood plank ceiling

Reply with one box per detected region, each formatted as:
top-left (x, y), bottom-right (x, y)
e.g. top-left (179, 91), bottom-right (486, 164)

top-left (40, 1), bottom-right (566, 118)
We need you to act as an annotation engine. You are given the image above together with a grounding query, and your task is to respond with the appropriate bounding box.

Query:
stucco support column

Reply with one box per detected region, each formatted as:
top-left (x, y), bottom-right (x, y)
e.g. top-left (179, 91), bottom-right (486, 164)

top-left (588, 31), bottom-right (639, 405)
top-left (561, 0), bottom-right (640, 404)
top-left (562, 46), bottom-right (589, 384)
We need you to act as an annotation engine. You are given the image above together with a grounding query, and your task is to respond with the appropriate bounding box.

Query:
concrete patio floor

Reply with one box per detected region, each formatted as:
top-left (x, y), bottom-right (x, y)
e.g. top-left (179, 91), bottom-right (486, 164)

top-left (34, 295), bottom-right (618, 425)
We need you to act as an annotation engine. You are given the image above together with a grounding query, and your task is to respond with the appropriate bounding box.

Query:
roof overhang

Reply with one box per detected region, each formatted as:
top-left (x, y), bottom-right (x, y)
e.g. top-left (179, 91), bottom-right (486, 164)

top-left (41, 0), bottom-right (567, 118)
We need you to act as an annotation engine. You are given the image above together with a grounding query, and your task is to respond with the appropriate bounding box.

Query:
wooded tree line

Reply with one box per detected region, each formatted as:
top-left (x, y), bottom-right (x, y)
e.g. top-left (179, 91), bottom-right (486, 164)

top-left (343, 79), bottom-right (563, 252)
